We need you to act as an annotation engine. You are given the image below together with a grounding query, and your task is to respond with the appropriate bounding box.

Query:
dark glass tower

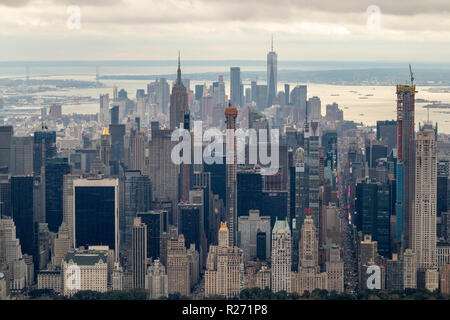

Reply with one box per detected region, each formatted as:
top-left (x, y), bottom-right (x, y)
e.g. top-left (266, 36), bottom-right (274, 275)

top-left (137, 210), bottom-right (168, 260)
top-left (355, 178), bottom-right (390, 258)
top-left (0, 125), bottom-right (13, 172)
top-left (45, 158), bottom-right (71, 232)
top-left (11, 176), bottom-right (35, 256)
top-left (123, 170), bottom-right (152, 248)
top-left (237, 170), bottom-right (262, 217)
top-left (33, 130), bottom-right (56, 175)
top-left (74, 179), bottom-right (119, 253)
top-left (256, 231), bottom-right (267, 260)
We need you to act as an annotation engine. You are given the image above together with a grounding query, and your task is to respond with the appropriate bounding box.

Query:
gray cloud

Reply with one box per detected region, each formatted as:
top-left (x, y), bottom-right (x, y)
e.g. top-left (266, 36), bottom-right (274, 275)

top-left (0, 0), bottom-right (122, 7)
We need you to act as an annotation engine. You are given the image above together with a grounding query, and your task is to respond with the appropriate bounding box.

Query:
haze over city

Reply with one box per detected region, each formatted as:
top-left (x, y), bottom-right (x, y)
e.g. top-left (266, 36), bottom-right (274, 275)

top-left (1, 0), bottom-right (450, 310)
top-left (2, 0), bottom-right (450, 61)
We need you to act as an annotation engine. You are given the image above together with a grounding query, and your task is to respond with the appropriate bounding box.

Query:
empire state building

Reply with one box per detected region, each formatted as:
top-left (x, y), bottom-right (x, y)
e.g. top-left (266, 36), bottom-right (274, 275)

top-left (170, 52), bottom-right (189, 130)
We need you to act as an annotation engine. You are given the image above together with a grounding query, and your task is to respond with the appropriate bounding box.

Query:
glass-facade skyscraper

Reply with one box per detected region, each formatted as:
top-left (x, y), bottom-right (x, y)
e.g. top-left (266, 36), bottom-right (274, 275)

top-left (73, 178), bottom-right (119, 257)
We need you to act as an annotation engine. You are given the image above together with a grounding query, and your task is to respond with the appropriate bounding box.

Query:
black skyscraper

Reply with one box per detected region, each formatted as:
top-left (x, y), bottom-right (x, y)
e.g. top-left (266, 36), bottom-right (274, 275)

top-left (74, 183), bottom-right (117, 250)
top-left (33, 130), bottom-right (56, 174)
top-left (137, 210), bottom-right (168, 260)
top-left (0, 126), bottom-right (13, 172)
top-left (123, 170), bottom-right (152, 248)
top-left (45, 158), bottom-right (71, 232)
top-left (237, 170), bottom-right (262, 217)
top-left (11, 176), bottom-right (35, 256)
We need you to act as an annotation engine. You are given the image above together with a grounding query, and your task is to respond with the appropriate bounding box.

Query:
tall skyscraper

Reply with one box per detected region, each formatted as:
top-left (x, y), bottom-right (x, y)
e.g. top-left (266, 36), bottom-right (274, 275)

top-left (290, 85), bottom-right (307, 124)
top-left (284, 84), bottom-right (290, 105)
top-left (10, 176), bottom-right (35, 257)
top-left (376, 120), bottom-right (397, 155)
top-left (123, 170), bottom-right (151, 249)
top-left (178, 203), bottom-right (205, 265)
top-left (304, 119), bottom-right (320, 229)
top-left (170, 53), bottom-right (189, 130)
top-left (299, 214), bottom-right (318, 268)
top-left (148, 122), bottom-right (179, 223)
top-left (355, 178), bottom-right (390, 258)
top-left (9, 136), bottom-right (33, 175)
top-left (147, 259), bottom-right (168, 299)
top-left (413, 123), bottom-right (437, 270)
top-left (396, 83), bottom-right (416, 249)
top-left (167, 234), bottom-right (190, 296)
top-left (204, 222), bottom-right (244, 298)
top-left (0, 217), bottom-right (28, 292)
top-left (293, 147), bottom-right (308, 270)
top-left (308, 96), bottom-right (322, 122)
top-left (225, 105), bottom-right (238, 246)
top-left (271, 219), bottom-right (291, 293)
top-left (73, 178), bottom-right (119, 258)
top-left (403, 248), bottom-right (417, 289)
top-left (326, 245), bottom-right (344, 293)
top-left (132, 217), bottom-right (147, 289)
top-left (51, 222), bottom-right (71, 266)
top-left (237, 210), bottom-right (271, 263)
top-left (100, 94), bottom-right (110, 125)
top-left (127, 128), bottom-right (146, 173)
top-left (100, 127), bottom-right (111, 169)
top-left (45, 158), bottom-right (71, 233)
top-left (137, 210), bottom-right (168, 261)
top-left (230, 67), bottom-right (242, 107)
top-left (62, 174), bottom-right (80, 248)
top-left (0, 126), bottom-right (13, 172)
top-left (266, 36), bottom-right (278, 107)
top-left (33, 129), bottom-right (56, 175)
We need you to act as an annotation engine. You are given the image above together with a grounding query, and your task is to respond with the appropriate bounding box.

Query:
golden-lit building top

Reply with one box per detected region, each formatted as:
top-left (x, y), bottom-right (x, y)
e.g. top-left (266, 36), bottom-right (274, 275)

top-left (102, 126), bottom-right (110, 135)
top-left (219, 222), bottom-right (228, 232)
top-left (396, 84), bottom-right (416, 94)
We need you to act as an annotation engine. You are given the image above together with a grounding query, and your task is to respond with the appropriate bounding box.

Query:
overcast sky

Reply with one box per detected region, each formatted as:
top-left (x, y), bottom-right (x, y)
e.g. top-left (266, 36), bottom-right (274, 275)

top-left (2, 0), bottom-right (450, 61)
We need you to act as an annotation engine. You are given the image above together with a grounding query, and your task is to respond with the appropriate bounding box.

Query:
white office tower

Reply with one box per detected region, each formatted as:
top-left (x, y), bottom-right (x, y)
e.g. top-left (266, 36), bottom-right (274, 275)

top-left (271, 219), bottom-right (291, 293)
top-left (403, 249), bottom-right (417, 289)
top-left (112, 262), bottom-right (124, 291)
top-left (300, 214), bottom-right (318, 268)
top-left (136, 96), bottom-right (145, 123)
top-left (413, 123), bottom-right (437, 270)
top-left (0, 218), bottom-right (28, 291)
top-left (147, 259), bottom-right (168, 299)
top-left (205, 222), bottom-right (244, 298)
top-left (51, 222), bottom-right (71, 267)
top-left (100, 93), bottom-right (110, 125)
top-left (293, 214), bottom-right (328, 294)
top-left (308, 96), bottom-right (322, 122)
top-left (237, 210), bottom-right (271, 264)
top-left (425, 268), bottom-right (439, 291)
top-left (326, 245), bottom-right (344, 293)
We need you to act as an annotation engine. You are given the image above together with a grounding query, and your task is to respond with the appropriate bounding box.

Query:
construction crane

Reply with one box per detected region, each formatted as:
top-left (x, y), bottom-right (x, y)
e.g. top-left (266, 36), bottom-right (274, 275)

top-left (409, 64), bottom-right (414, 85)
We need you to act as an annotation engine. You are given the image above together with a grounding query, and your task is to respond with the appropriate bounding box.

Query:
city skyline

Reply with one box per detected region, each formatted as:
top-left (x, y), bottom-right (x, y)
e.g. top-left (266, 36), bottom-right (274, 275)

top-left (1, 0), bottom-right (450, 305)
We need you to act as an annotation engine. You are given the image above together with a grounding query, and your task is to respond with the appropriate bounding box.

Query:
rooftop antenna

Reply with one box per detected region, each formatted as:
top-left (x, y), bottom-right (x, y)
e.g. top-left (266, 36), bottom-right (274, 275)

top-left (409, 64), bottom-right (414, 85)
top-left (271, 34), bottom-right (274, 52)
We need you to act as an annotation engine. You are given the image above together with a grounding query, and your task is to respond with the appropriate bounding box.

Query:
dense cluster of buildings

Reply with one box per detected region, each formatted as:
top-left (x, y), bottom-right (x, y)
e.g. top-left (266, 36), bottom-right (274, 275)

top-left (0, 45), bottom-right (449, 300)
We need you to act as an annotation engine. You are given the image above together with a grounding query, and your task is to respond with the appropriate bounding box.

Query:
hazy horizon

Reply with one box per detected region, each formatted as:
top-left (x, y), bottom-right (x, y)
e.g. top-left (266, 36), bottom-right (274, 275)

top-left (3, 0), bottom-right (450, 61)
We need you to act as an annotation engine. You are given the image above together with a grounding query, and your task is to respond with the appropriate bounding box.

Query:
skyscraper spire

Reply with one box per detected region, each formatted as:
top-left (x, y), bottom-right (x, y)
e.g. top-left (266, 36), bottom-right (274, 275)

top-left (271, 34), bottom-right (274, 52)
top-left (177, 50), bottom-right (182, 85)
